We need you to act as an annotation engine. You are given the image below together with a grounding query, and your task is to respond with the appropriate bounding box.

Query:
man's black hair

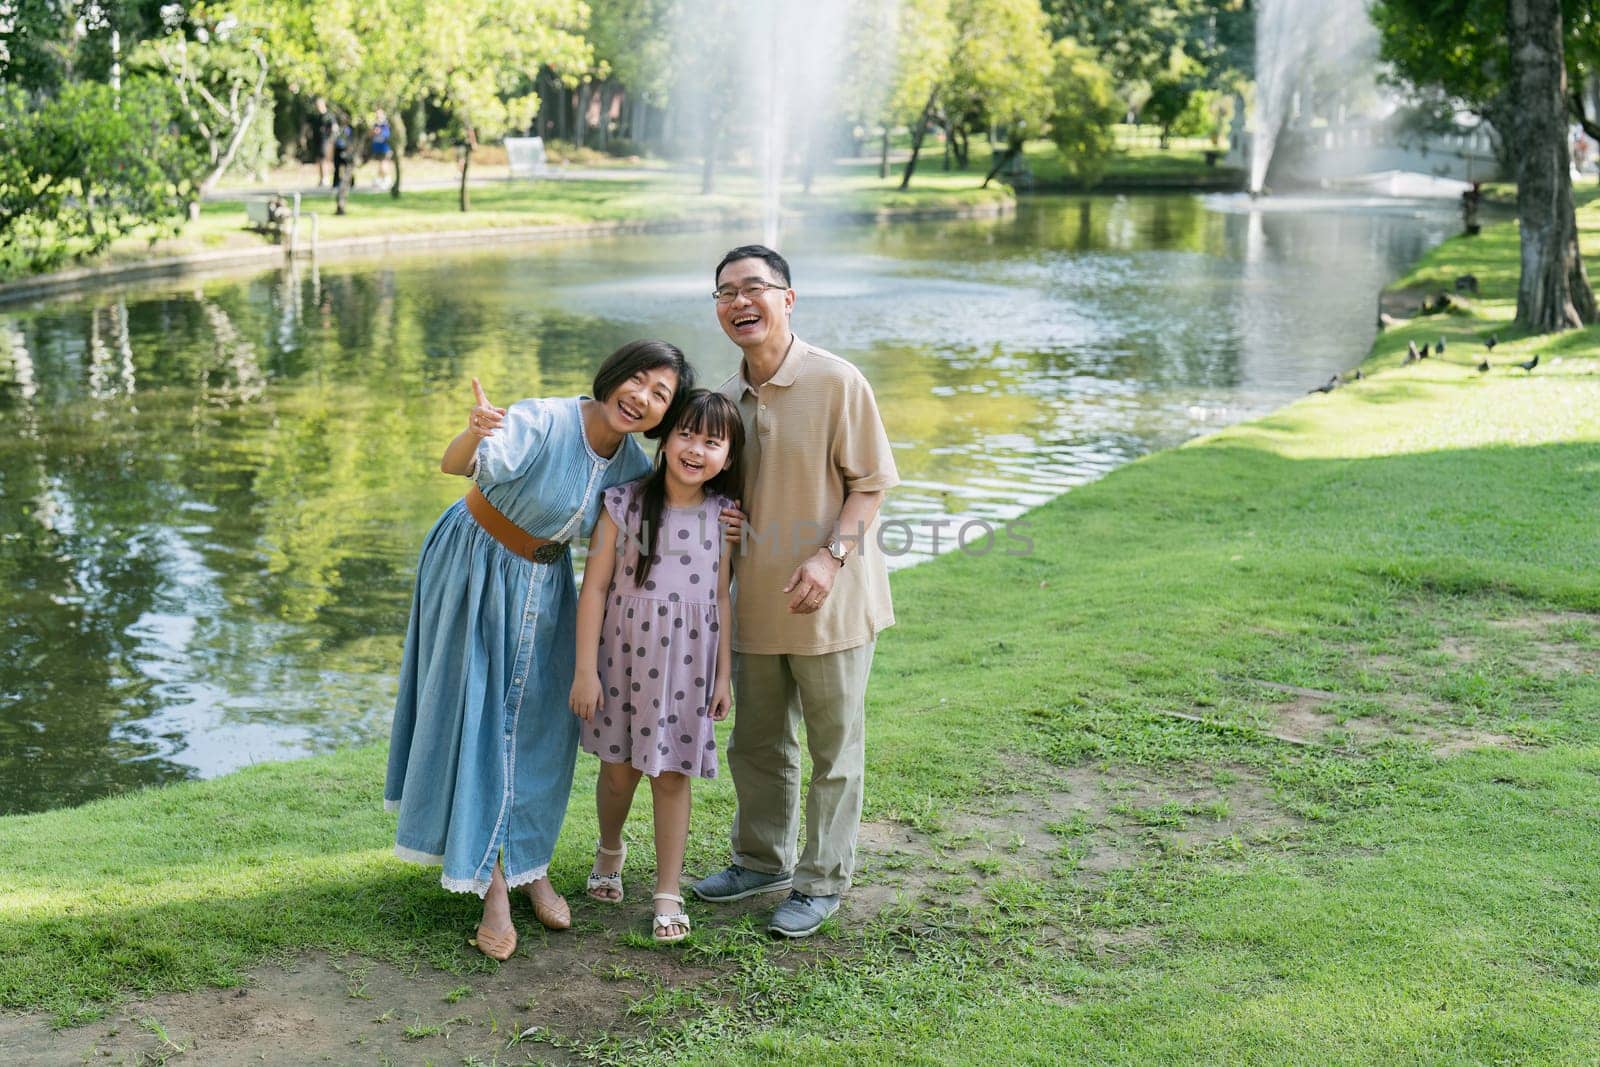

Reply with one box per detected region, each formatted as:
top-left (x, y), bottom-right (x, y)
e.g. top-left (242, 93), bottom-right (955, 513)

top-left (592, 339), bottom-right (695, 440)
top-left (714, 245), bottom-right (791, 288)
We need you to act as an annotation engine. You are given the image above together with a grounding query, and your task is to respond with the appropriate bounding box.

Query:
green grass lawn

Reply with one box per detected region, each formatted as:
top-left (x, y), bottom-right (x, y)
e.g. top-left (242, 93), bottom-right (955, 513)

top-left (3, 197), bottom-right (1599, 1063)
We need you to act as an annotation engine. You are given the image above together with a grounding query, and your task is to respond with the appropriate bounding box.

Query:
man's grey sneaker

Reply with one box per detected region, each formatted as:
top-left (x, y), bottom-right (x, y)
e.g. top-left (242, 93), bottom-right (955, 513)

top-left (691, 864), bottom-right (793, 903)
top-left (767, 891), bottom-right (840, 938)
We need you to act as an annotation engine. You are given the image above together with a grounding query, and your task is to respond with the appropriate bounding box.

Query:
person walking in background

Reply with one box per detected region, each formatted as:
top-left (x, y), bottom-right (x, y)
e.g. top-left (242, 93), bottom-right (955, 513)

top-left (692, 245), bottom-right (900, 938)
top-left (571, 391), bottom-right (744, 944)
top-left (385, 342), bottom-right (692, 961)
top-left (312, 97), bottom-right (335, 186)
top-left (370, 108), bottom-right (393, 187)
top-left (331, 117), bottom-right (356, 214)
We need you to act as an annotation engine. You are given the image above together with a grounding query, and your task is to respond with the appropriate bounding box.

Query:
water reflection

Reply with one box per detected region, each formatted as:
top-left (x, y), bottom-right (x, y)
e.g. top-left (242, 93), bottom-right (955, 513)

top-left (0, 194), bottom-right (1456, 813)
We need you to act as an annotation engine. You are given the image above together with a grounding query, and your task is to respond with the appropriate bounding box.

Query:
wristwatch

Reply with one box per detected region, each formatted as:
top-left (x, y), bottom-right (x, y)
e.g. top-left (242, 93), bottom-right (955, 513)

top-left (825, 538), bottom-right (849, 566)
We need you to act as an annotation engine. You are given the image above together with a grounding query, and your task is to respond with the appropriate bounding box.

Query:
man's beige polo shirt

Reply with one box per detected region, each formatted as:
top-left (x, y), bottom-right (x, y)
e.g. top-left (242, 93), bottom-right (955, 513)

top-left (717, 337), bottom-right (899, 656)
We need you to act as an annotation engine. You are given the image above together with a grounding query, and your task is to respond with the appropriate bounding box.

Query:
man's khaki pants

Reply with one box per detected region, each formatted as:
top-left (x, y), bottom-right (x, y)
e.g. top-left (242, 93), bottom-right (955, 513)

top-left (727, 640), bottom-right (876, 896)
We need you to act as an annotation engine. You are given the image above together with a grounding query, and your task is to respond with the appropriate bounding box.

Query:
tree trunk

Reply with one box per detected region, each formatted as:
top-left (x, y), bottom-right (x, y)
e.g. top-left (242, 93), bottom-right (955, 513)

top-left (389, 109), bottom-right (406, 198)
top-left (599, 81), bottom-right (615, 150)
top-left (409, 99), bottom-right (426, 152)
top-left (701, 123), bottom-right (719, 194)
top-left (459, 133), bottom-right (473, 212)
top-left (801, 126), bottom-right (817, 194)
top-left (956, 126), bottom-right (969, 169)
top-left (879, 126), bottom-right (889, 179)
top-left (898, 88), bottom-right (939, 191)
top-left (1567, 73), bottom-right (1600, 140)
top-left (983, 137), bottom-right (1022, 188)
top-left (942, 118), bottom-right (951, 171)
top-left (1508, 0), bottom-right (1597, 330)
top-left (576, 81), bottom-right (592, 147)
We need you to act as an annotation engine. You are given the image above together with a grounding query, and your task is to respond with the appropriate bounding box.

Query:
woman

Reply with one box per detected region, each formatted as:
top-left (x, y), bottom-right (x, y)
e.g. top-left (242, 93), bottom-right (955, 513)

top-left (385, 340), bottom-right (692, 960)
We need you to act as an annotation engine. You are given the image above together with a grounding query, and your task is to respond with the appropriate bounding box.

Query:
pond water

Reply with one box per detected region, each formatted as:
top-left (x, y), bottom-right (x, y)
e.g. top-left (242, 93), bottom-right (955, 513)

top-left (0, 193), bottom-right (1458, 814)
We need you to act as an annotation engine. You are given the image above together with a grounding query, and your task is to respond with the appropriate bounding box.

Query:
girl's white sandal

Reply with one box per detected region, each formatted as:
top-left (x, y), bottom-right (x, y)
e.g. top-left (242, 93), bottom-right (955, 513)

top-left (587, 842), bottom-right (627, 903)
top-left (652, 892), bottom-right (691, 944)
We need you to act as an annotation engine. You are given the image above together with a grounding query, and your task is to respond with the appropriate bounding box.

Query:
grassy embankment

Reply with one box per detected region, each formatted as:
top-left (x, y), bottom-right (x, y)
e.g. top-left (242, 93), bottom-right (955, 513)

top-left (6, 124), bottom-right (1231, 284)
top-left (3, 162), bottom-right (1012, 284)
top-left (2, 195), bottom-right (1598, 1063)
top-left (863, 125), bottom-right (1242, 191)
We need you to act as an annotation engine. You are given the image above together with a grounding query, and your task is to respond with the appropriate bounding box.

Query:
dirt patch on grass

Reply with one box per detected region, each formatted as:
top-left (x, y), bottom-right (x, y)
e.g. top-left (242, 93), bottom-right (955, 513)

top-left (7, 755), bottom-right (1303, 1064)
top-left (1217, 674), bottom-right (1519, 755)
top-left (0, 915), bottom-right (725, 1065)
top-left (1480, 611), bottom-right (1600, 676)
top-left (852, 758), bottom-right (1296, 922)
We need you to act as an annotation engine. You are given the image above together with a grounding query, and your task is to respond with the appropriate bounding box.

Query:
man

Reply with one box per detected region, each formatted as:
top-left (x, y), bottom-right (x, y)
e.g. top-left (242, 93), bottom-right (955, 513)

top-left (692, 245), bottom-right (899, 938)
top-left (312, 97), bottom-right (335, 186)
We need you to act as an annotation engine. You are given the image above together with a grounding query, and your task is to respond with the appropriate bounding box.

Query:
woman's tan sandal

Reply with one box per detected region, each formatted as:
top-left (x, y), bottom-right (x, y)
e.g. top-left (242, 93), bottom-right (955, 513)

top-left (471, 922), bottom-right (517, 960)
top-left (652, 892), bottom-right (691, 944)
top-left (587, 842), bottom-right (627, 903)
top-left (525, 886), bottom-right (571, 931)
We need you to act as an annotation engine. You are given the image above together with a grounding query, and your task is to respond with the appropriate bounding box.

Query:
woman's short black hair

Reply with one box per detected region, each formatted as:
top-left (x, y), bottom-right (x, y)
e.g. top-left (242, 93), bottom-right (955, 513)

top-left (714, 245), bottom-right (791, 288)
top-left (592, 339), bottom-right (695, 440)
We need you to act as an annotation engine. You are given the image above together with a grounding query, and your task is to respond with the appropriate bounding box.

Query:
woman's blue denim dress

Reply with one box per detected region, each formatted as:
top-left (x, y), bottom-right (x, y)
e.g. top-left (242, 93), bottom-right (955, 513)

top-left (385, 396), bottom-right (650, 895)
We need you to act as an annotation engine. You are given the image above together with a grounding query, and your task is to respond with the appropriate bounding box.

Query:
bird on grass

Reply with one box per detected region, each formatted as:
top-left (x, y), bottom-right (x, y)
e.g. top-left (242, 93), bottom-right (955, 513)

top-left (1437, 336), bottom-right (1447, 355)
top-left (1308, 374), bottom-right (1340, 394)
top-left (1353, 368), bottom-right (1365, 381)
top-left (1419, 342), bottom-right (1431, 359)
top-left (1476, 358), bottom-right (1490, 373)
top-left (1484, 334), bottom-right (1498, 351)
top-left (1405, 341), bottom-right (1420, 364)
top-left (1515, 353), bottom-right (1539, 373)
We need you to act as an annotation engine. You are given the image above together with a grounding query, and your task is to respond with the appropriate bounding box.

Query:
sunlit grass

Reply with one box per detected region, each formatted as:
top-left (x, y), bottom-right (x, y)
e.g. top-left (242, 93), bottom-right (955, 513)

top-left (4, 186), bottom-right (1600, 1064)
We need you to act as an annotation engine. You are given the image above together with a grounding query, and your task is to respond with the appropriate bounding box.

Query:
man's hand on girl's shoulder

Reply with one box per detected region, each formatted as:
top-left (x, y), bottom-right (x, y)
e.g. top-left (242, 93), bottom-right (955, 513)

top-left (719, 500), bottom-right (747, 548)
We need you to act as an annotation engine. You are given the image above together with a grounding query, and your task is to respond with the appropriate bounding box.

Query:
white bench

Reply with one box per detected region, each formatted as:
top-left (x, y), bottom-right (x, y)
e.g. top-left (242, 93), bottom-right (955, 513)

top-left (505, 137), bottom-right (549, 179)
top-left (244, 194), bottom-right (293, 236)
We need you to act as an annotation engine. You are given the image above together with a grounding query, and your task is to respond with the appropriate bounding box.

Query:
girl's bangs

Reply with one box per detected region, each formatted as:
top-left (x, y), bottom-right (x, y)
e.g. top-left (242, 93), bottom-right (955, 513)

top-left (676, 393), bottom-right (740, 441)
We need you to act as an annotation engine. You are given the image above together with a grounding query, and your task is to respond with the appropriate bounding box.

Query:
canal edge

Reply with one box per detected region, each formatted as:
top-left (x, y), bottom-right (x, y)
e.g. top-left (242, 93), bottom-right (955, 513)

top-left (0, 199), bottom-right (1015, 308)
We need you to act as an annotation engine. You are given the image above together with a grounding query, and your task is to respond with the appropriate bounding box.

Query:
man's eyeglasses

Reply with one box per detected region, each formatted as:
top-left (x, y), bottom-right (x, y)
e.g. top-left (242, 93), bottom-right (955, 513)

top-left (712, 281), bottom-right (787, 304)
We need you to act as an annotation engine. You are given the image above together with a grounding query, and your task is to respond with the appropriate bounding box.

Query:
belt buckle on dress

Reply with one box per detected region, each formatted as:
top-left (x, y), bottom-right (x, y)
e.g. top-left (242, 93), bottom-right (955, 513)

top-left (532, 541), bottom-right (567, 565)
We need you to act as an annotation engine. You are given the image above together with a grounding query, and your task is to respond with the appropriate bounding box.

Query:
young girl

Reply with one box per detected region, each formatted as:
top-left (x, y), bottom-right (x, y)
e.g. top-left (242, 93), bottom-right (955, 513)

top-left (569, 390), bottom-right (743, 943)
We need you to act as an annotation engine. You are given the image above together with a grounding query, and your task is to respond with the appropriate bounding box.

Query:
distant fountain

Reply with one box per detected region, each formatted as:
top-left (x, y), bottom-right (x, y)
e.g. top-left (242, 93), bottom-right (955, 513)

top-left (1250, 0), bottom-right (1376, 194)
top-left (670, 0), bottom-right (856, 248)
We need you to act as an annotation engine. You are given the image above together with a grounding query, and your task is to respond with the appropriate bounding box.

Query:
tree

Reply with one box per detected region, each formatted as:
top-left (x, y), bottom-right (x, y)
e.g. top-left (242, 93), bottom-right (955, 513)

top-left (266, 0), bottom-right (590, 206)
top-left (1044, 0), bottom-right (1252, 94)
top-left (1372, 0), bottom-right (1599, 151)
top-left (583, 0), bottom-right (674, 150)
top-left (1142, 54), bottom-right (1210, 147)
top-left (898, 0), bottom-right (1054, 190)
top-left (1508, 0), bottom-right (1596, 330)
top-left (665, 0), bottom-right (749, 195)
top-left (0, 78), bottom-right (198, 276)
top-left (947, 0), bottom-right (1054, 187)
top-left (1047, 38), bottom-right (1121, 188)
top-left (135, 9), bottom-right (272, 205)
top-left (836, 0), bottom-right (905, 179)
top-left (890, 0), bottom-right (956, 190)
top-left (1373, 0), bottom-right (1595, 331)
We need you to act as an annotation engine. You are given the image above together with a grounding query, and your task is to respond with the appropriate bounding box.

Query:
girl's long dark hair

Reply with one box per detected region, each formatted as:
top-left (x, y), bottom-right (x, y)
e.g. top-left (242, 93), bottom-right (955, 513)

top-left (632, 391), bottom-right (744, 588)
